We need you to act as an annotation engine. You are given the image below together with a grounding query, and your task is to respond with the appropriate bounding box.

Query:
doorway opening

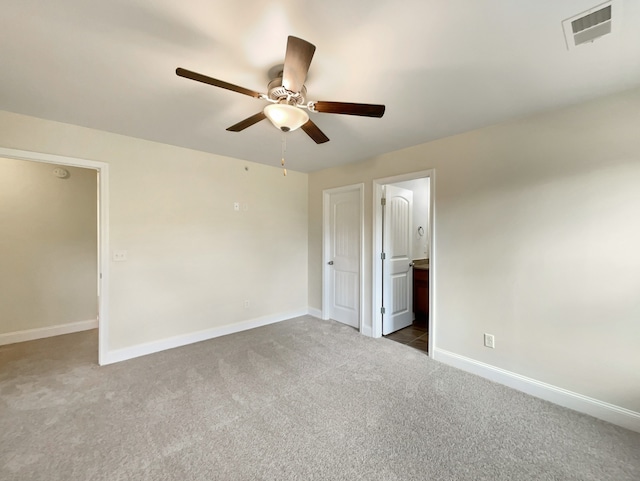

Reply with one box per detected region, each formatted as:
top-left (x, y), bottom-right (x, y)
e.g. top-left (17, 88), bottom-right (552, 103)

top-left (373, 170), bottom-right (434, 354)
top-left (321, 184), bottom-right (364, 332)
top-left (0, 147), bottom-right (109, 365)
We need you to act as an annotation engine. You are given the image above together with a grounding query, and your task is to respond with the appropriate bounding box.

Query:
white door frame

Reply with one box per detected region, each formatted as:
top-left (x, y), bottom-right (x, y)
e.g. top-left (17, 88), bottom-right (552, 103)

top-left (0, 147), bottom-right (110, 365)
top-left (372, 170), bottom-right (435, 352)
top-left (322, 183), bottom-right (364, 332)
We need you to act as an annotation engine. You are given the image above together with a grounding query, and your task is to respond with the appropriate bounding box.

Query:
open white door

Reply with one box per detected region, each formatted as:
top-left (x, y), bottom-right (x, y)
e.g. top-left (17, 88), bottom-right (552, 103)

top-left (382, 185), bottom-right (413, 335)
top-left (327, 189), bottom-right (360, 328)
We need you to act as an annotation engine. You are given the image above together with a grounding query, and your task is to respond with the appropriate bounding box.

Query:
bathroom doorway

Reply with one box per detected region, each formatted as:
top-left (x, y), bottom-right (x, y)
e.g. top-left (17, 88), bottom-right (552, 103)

top-left (372, 170), bottom-right (434, 354)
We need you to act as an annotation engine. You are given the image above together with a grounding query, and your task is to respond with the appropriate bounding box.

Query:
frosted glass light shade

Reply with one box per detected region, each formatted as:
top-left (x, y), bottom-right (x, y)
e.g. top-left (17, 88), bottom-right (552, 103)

top-left (263, 103), bottom-right (309, 132)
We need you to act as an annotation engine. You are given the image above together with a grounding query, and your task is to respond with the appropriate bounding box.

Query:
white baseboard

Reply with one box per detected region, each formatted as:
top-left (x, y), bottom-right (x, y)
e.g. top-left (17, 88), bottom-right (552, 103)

top-left (0, 319), bottom-right (98, 346)
top-left (433, 347), bottom-right (640, 433)
top-left (360, 324), bottom-right (373, 337)
top-left (101, 309), bottom-right (309, 366)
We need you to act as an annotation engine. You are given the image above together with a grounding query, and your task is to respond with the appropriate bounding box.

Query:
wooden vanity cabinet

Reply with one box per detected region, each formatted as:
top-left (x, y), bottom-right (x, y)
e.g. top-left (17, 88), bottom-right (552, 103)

top-left (413, 268), bottom-right (429, 327)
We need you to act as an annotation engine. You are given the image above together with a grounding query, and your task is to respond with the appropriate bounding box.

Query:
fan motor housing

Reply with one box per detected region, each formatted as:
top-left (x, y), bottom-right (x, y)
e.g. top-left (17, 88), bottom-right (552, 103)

top-left (267, 77), bottom-right (307, 105)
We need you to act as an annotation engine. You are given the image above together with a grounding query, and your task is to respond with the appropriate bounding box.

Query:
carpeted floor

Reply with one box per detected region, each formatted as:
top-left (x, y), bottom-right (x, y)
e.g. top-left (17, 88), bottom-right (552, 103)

top-left (1, 316), bottom-right (639, 480)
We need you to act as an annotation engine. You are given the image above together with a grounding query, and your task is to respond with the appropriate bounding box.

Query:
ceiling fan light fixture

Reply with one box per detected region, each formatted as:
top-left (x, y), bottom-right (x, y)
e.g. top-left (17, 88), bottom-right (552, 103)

top-left (177, 36), bottom-right (384, 144)
top-left (263, 103), bottom-right (309, 132)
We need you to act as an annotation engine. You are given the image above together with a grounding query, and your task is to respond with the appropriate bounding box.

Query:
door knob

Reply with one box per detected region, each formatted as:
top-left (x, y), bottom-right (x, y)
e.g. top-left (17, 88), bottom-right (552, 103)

top-left (328, 260), bottom-right (334, 265)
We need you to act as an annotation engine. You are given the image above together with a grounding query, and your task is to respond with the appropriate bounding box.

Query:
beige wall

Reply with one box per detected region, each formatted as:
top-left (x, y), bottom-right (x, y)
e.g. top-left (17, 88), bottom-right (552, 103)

top-left (0, 111), bottom-right (308, 351)
top-left (308, 86), bottom-right (640, 413)
top-left (0, 157), bottom-right (97, 334)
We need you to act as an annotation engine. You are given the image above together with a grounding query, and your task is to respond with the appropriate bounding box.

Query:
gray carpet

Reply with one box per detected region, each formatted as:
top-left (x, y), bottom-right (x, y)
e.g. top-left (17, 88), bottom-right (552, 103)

top-left (1, 316), bottom-right (638, 480)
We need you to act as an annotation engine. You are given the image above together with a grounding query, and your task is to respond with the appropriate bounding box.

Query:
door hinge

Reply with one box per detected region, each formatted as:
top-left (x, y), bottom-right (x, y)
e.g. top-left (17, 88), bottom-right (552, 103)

top-left (381, 197), bottom-right (386, 206)
top-left (380, 252), bottom-right (386, 260)
top-left (380, 307), bottom-right (386, 314)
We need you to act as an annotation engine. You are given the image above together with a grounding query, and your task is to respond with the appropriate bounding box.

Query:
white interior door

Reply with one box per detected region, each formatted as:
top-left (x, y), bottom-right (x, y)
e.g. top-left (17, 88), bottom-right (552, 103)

top-left (382, 185), bottom-right (413, 335)
top-left (328, 190), bottom-right (360, 328)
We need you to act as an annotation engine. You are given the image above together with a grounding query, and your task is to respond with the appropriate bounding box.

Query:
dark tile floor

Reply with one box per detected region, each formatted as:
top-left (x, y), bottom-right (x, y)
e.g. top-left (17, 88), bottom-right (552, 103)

top-left (384, 323), bottom-right (428, 354)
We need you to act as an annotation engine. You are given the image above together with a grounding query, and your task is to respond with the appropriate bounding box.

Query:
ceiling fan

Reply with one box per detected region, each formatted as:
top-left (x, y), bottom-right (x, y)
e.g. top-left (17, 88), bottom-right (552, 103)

top-left (176, 36), bottom-right (385, 144)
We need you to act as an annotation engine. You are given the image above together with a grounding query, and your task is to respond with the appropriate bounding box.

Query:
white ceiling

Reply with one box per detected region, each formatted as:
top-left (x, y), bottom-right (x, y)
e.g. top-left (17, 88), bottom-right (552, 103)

top-left (2, 0), bottom-right (640, 172)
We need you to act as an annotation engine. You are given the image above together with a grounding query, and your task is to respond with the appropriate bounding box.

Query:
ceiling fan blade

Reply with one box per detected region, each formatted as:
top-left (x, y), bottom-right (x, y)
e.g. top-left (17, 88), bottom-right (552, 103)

top-left (282, 36), bottom-right (316, 93)
top-left (176, 68), bottom-right (262, 98)
top-left (226, 112), bottom-right (267, 132)
top-left (301, 119), bottom-right (329, 144)
top-left (313, 101), bottom-right (385, 118)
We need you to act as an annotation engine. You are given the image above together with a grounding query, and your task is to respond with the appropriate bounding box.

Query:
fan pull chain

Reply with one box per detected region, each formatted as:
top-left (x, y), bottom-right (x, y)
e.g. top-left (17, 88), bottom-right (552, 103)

top-left (281, 132), bottom-right (287, 176)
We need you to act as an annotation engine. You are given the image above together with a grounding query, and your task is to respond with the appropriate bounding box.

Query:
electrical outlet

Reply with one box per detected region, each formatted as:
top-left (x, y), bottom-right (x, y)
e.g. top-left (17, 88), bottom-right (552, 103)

top-left (484, 333), bottom-right (495, 349)
top-left (243, 300), bottom-right (250, 309)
